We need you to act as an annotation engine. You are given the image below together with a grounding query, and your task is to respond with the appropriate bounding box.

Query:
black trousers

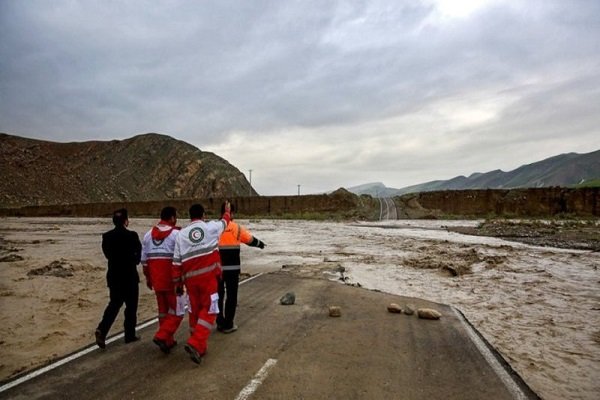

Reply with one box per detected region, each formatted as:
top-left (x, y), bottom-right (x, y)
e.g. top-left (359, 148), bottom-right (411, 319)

top-left (217, 269), bottom-right (240, 329)
top-left (97, 280), bottom-right (139, 340)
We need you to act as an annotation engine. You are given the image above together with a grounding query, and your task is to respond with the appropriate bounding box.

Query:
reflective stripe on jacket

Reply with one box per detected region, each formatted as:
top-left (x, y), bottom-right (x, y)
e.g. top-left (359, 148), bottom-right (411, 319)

top-left (141, 226), bottom-right (179, 291)
top-left (218, 221), bottom-right (253, 271)
top-left (173, 218), bottom-right (228, 284)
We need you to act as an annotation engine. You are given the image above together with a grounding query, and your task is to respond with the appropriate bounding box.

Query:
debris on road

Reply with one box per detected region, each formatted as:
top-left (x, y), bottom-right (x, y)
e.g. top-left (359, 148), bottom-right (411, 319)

top-left (387, 303), bottom-right (403, 313)
top-left (280, 292), bottom-right (295, 305)
top-left (329, 306), bottom-right (342, 317)
top-left (418, 308), bottom-right (442, 320)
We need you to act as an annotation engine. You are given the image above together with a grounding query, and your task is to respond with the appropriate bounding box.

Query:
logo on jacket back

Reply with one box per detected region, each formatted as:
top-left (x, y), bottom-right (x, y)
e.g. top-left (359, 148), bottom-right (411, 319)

top-left (152, 238), bottom-right (164, 246)
top-left (189, 227), bottom-right (205, 243)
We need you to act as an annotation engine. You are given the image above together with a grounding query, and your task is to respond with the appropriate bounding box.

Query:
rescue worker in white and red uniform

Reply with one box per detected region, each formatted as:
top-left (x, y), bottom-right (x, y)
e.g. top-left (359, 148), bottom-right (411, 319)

top-left (141, 206), bottom-right (181, 353)
top-left (217, 202), bottom-right (265, 333)
top-left (155, 202), bottom-right (231, 364)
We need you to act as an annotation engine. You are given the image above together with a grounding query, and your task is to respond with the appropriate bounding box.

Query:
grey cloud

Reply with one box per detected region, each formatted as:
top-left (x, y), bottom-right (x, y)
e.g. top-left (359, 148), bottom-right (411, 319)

top-left (1, 0), bottom-right (599, 194)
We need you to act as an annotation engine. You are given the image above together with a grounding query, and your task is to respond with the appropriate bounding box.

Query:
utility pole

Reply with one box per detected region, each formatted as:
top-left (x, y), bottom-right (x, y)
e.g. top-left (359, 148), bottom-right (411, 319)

top-left (248, 169), bottom-right (253, 196)
top-left (297, 184), bottom-right (301, 196)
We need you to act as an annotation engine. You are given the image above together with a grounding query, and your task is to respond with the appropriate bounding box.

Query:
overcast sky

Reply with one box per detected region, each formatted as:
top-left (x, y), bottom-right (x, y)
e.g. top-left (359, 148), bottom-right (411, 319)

top-left (1, 0), bottom-right (599, 195)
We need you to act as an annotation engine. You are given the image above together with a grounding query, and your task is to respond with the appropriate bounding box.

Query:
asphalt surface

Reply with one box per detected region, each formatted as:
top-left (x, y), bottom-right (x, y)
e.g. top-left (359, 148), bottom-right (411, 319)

top-left (378, 197), bottom-right (398, 220)
top-left (0, 272), bottom-right (539, 400)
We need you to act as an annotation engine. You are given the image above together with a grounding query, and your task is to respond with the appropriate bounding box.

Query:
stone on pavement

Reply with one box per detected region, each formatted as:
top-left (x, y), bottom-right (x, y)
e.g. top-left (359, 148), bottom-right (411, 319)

top-left (329, 305), bottom-right (342, 317)
top-left (387, 303), bottom-right (403, 313)
top-left (418, 308), bottom-right (442, 320)
top-left (280, 292), bottom-right (296, 305)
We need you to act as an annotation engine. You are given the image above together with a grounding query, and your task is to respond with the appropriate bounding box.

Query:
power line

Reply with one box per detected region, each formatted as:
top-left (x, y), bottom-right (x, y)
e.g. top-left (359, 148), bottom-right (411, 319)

top-left (248, 169), bottom-right (253, 196)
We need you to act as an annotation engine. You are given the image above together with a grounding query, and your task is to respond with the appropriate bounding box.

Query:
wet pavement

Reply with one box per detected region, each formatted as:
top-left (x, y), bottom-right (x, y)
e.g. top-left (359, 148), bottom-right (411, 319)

top-left (1, 271), bottom-right (539, 400)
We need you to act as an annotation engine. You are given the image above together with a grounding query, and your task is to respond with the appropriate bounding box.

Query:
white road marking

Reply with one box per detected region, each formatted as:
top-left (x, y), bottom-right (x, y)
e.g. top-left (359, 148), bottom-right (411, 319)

top-left (239, 272), bottom-right (264, 285)
top-left (0, 318), bottom-right (158, 393)
top-left (452, 308), bottom-right (528, 400)
top-left (0, 273), bottom-right (265, 393)
top-left (234, 358), bottom-right (278, 400)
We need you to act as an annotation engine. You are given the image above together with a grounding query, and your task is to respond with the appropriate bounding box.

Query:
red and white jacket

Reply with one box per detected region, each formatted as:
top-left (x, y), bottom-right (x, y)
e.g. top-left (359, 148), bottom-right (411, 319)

top-left (172, 214), bottom-right (230, 286)
top-left (141, 221), bottom-right (180, 291)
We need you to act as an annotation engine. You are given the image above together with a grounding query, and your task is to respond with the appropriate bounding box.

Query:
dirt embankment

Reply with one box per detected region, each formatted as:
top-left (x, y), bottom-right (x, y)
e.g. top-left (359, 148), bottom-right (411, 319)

top-left (396, 188), bottom-right (599, 219)
top-left (0, 189), bottom-right (378, 220)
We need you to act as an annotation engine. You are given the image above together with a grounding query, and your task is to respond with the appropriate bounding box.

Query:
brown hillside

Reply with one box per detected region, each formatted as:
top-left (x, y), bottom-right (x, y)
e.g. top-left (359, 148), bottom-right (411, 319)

top-left (0, 133), bottom-right (256, 207)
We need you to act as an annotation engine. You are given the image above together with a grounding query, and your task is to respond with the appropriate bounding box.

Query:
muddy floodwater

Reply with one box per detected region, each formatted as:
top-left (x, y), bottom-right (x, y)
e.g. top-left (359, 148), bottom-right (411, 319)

top-left (0, 217), bottom-right (599, 399)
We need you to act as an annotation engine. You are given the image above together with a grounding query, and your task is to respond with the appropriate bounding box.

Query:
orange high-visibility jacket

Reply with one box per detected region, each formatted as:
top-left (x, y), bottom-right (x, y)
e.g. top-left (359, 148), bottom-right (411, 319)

top-left (218, 221), bottom-right (257, 271)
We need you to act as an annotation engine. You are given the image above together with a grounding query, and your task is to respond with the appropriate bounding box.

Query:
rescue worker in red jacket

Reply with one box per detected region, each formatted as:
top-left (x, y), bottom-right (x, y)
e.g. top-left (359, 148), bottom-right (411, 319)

top-left (217, 202), bottom-right (265, 333)
top-left (141, 206), bottom-right (181, 353)
top-left (155, 202), bottom-right (231, 364)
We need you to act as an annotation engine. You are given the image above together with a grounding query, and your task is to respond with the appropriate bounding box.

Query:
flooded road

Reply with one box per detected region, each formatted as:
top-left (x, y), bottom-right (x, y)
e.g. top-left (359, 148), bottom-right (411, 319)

top-left (244, 219), bottom-right (600, 400)
top-left (1, 217), bottom-right (599, 399)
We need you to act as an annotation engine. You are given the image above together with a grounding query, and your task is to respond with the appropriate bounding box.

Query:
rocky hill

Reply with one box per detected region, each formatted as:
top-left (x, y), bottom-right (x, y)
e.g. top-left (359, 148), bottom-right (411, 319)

top-left (349, 149), bottom-right (600, 196)
top-left (0, 133), bottom-right (256, 208)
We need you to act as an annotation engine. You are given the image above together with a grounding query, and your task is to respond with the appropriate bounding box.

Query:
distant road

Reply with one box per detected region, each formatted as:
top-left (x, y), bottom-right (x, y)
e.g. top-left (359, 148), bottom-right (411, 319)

top-left (378, 197), bottom-right (398, 220)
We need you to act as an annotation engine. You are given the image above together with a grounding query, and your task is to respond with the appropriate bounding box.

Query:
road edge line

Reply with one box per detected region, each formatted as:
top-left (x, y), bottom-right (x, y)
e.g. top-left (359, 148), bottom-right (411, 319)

top-left (0, 273), bottom-right (266, 393)
top-left (0, 318), bottom-right (158, 393)
top-left (452, 307), bottom-right (535, 400)
top-left (234, 358), bottom-right (278, 400)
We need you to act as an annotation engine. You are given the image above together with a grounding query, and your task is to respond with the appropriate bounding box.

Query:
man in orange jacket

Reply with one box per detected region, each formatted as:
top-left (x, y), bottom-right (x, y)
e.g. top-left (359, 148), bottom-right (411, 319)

top-left (217, 202), bottom-right (265, 333)
top-left (141, 206), bottom-right (182, 353)
top-left (155, 202), bottom-right (231, 364)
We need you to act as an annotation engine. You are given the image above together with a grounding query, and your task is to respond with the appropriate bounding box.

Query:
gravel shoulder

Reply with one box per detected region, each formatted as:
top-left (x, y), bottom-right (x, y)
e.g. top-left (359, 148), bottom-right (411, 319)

top-left (447, 219), bottom-right (600, 251)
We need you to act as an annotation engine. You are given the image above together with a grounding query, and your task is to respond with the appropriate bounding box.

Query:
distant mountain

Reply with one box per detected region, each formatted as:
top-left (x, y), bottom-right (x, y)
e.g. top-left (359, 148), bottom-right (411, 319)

top-left (347, 150), bottom-right (600, 197)
top-left (342, 182), bottom-right (398, 197)
top-left (0, 132), bottom-right (256, 208)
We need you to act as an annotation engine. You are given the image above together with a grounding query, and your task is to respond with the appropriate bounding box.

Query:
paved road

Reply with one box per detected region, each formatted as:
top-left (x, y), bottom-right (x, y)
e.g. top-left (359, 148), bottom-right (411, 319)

top-left (379, 197), bottom-right (398, 220)
top-left (1, 272), bottom-right (539, 400)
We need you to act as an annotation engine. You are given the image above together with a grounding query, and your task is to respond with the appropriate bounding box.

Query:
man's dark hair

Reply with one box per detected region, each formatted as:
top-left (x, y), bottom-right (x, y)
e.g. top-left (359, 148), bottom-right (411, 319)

top-left (189, 204), bottom-right (205, 220)
top-left (160, 206), bottom-right (177, 221)
top-left (220, 202), bottom-right (236, 215)
top-left (112, 208), bottom-right (128, 226)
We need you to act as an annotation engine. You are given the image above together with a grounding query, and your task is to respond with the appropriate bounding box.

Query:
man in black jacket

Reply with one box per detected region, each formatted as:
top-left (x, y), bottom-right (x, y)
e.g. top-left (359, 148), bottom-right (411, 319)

top-left (95, 208), bottom-right (142, 348)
